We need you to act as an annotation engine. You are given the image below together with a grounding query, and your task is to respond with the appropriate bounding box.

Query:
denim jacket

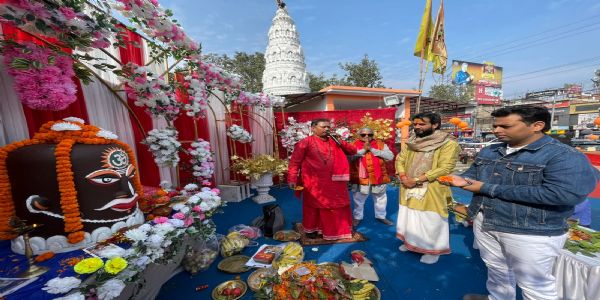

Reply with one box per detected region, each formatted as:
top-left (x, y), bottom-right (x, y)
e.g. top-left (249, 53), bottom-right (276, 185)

top-left (463, 135), bottom-right (600, 236)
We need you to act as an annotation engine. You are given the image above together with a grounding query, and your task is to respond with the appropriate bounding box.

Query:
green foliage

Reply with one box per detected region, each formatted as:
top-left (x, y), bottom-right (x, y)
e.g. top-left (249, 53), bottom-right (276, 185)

top-left (338, 54), bottom-right (384, 88)
top-left (203, 52), bottom-right (265, 93)
top-left (307, 72), bottom-right (344, 92)
top-left (428, 83), bottom-right (474, 103)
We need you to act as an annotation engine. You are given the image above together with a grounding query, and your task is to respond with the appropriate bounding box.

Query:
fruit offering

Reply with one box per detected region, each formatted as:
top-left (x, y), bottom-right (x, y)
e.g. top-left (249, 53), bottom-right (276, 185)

top-left (349, 279), bottom-right (378, 300)
top-left (212, 280), bottom-right (247, 300)
top-left (221, 232), bottom-right (249, 257)
top-left (183, 248), bottom-right (218, 274)
top-left (272, 242), bottom-right (303, 269)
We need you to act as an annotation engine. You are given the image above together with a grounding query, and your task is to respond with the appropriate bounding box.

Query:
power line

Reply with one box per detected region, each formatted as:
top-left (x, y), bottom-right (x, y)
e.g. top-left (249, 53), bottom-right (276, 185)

top-left (503, 62), bottom-right (600, 84)
top-left (504, 56), bottom-right (600, 80)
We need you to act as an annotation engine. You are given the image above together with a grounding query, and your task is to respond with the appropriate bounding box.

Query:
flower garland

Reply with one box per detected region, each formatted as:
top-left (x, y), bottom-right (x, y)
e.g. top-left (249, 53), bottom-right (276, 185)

top-left (235, 91), bottom-right (285, 108)
top-left (2, 42), bottom-right (77, 111)
top-left (183, 74), bottom-right (209, 119)
top-left (195, 60), bottom-right (242, 97)
top-left (142, 129), bottom-right (181, 167)
top-left (0, 0), bottom-right (118, 50)
top-left (120, 62), bottom-right (181, 122)
top-left (279, 117), bottom-right (312, 153)
top-left (226, 125), bottom-right (253, 144)
top-left (188, 139), bottom-right (215, 186)
top-left (0, 118), bottom-right (143, 244)
top-left (111, 0), bottom-right (200, 58)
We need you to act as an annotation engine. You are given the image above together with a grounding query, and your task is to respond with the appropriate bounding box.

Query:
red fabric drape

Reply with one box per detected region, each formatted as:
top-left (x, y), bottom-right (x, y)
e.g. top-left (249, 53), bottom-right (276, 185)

top-left (275, 108), bottom-right (398, 174)
top-left (0, 22), bottom-right (89, 137)
top-left (172, 73), bottom-right (213, 186)
top-left (117, 26), bottom-right (160, 187)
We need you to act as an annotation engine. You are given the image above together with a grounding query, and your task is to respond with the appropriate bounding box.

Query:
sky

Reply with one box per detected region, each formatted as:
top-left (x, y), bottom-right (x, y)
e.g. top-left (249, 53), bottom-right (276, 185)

top-left (158, 0), bottom-right (600, 98)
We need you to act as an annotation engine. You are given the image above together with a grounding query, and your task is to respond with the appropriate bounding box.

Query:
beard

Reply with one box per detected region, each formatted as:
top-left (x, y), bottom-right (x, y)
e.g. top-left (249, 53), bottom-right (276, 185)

top-left (415, 128), bottom-right (434, 138)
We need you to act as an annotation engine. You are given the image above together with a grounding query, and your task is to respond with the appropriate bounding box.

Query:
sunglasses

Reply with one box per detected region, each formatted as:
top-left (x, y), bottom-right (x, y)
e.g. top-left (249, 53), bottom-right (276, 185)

top-left (360, 134), bottom-right (374, 137)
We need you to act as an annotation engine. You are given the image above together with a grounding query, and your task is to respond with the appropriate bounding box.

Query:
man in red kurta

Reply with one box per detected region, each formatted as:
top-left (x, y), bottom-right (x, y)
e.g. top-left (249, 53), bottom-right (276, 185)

top-left (288, 119), bottom-right (357, 240)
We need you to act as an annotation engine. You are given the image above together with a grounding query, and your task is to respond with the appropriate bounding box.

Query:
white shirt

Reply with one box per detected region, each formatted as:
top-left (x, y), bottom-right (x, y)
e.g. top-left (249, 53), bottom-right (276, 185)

top-left (506, 145), bottom-right (527, 155)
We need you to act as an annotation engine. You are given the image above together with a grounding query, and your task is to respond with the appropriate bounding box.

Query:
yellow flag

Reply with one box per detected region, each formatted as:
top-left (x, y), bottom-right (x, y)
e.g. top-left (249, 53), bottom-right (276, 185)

top-left (431, 0), bottom-right (447, 74)
top-left (413, 0), bottom-right (434, 62)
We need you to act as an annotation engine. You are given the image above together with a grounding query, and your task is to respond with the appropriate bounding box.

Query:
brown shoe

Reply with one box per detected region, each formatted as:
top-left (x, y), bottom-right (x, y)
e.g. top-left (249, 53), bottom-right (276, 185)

top-left (463, 294), bottom-right (488, 300)
top-left (352, 219), bottom-right (361, 227)
top-left (376, 218), bottom-right (394, 226)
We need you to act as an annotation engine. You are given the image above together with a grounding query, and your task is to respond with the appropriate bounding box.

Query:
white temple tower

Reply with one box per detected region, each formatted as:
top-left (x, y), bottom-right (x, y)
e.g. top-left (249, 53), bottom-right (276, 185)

top-left (262, 1), bottom-right (310, 95)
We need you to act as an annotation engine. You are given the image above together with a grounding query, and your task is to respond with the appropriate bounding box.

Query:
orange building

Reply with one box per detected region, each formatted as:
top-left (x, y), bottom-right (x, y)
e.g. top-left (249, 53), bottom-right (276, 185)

top-left (284, 85), bottom-right (420, 112)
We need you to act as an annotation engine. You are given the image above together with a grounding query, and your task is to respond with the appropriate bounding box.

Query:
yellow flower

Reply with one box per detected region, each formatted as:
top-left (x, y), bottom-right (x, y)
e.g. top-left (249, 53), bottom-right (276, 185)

top-left (104, 257), bottom-right (128, 275)
top-left (74, 257), bottom-right (104, 274)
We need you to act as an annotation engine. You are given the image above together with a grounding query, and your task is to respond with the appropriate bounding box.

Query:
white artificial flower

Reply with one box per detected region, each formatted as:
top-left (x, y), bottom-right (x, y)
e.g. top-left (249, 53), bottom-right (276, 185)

top-left (124, 228), bottom-right (148, 242)
top-left (146, 234), bottom-right (164, 248)
top-left (43, 277), bottom-right (81, 294)
top-left (168, 218), bottom-right (185, 227)
top-left (97, 129), bottom-right (118, 140)
top-left (62, 117), bottom-right (85, 124)
top-left (184, 183), bottom-right (198, 191)
top-left (51, 122), bottom-right (82, 132)
top-left (153, 223), bottom-right (175, 235)
top-left (137, 223), bottom-right (152, 232)
top-left (97, 279), bottom-right (126, 300)
top-left (172, 203), bottom-right (185, 211)
top-left (96, 246), bottom-right (126, 259)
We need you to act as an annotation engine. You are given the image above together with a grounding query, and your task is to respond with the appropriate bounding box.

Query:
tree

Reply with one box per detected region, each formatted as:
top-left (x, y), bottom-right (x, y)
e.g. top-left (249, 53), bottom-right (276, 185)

top-left (338, 54), bottom-right (384, 88)
top-left (428, 83), bottom-right (474, 103)
top-left (202, 52), bottom-right (265, 93)
top-left (307, 72), bottom-right (345, 92)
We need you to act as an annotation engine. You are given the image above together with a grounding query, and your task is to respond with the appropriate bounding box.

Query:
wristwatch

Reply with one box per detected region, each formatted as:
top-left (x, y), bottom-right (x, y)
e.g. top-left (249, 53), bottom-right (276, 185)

top-left (413, 177), bottom-right (421, 184)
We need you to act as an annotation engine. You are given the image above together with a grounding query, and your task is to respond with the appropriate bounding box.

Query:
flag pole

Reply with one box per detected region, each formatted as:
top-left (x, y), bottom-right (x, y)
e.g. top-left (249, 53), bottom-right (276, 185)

top-left (416, 49), bottom-right (424, 113)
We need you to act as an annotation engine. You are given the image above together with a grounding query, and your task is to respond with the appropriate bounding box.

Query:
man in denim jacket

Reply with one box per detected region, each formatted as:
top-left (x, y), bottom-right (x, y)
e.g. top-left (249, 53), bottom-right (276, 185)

top-left (444, 106), bottom-right (600, 300)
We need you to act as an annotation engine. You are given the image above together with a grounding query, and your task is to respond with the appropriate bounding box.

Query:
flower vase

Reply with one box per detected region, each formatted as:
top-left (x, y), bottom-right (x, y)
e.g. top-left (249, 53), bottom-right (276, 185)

top-left (251, 172), bottom-right (275, 204)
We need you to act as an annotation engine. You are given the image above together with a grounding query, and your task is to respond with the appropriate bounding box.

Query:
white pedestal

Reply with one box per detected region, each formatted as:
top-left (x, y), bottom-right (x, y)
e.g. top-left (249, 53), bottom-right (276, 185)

top-left (218, 181), bottom-right (252, 202)
top-left (251, 173), bottom-right (275, 204)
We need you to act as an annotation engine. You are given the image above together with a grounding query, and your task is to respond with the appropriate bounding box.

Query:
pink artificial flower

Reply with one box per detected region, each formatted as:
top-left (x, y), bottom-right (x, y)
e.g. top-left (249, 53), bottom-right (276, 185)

top-left (197, 213), bottom-right (206, 221)
top-left (58, 7), bottom-right (77, 20)
top-left (134, 76), bottom-right (147, 85)
top-left (193, 205), bottom-right (202, 213)
top-left (211, 188), bottom-right (220, 195)
top-left (153, 216), bottom-right (169, 224)
top-left (172, 212), bottom-right (185, 220)
top-left (149, 0), bottom-right (159, 6)
top-left (183, 217), bottom-right (194, 227)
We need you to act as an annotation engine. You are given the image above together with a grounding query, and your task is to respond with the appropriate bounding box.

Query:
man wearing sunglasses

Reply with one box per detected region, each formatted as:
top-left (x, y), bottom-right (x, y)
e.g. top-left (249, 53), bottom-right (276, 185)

top-left (396, 112), bottom-right (460, 264)
top-left (350, 127), bottom-right (394, 227)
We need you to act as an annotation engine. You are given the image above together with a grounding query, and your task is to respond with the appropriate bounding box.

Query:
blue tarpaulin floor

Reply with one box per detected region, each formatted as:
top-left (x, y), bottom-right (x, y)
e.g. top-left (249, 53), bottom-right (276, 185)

top-left (156, 186), bottom-right (600, 299)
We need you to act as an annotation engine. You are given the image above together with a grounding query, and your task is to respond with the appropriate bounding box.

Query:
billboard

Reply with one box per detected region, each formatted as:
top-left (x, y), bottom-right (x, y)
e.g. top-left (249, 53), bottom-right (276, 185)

top-left (451, 60), bottom-right (503, 86)
top-left (475, 85), bottom-right (502, 105)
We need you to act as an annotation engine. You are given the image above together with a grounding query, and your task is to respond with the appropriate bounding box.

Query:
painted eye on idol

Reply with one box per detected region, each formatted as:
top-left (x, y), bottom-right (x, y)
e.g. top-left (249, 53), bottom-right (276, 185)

top-left (85, 170), bottom-right (121, 186)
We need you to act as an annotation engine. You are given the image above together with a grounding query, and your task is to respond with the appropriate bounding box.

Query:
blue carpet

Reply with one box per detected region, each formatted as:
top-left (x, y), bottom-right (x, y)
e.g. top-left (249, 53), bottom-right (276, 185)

top-left (156, 186), bottom-right (600, 300)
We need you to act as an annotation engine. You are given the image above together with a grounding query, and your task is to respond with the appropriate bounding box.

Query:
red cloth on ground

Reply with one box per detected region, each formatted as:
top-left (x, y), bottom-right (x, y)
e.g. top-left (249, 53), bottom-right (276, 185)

top-left (302, 203), bottom-right (352, 240)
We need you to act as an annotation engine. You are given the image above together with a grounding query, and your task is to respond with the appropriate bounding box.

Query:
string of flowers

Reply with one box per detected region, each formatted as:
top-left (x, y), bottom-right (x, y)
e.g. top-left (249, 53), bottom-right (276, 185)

top-left (110, 0), bottom-right (200, 59)
top-left (194, 60), bottom-right (242, 97)
top-left (118, 62), bottom-right (181, 122)
top-left (142, 129), bottom-right (181, 167)
top-left (1, 41), bottom-right (77, 111)
top-left (0, 118), bottom-right (143, 244)
top-left (235, 91), bottom-right (285, 108)
top-left (226, 125), bottom-right (253, 144)
top-left (188, 139), bottom-right (215, 186)
top-left (0, 0), bottom-right (119, 50)
top-left (43, 187), bottom-right (224, 300)
top-left (182, 74), bottom-right (209, 119)
top-left (279, 117), bottom-right (311, 154)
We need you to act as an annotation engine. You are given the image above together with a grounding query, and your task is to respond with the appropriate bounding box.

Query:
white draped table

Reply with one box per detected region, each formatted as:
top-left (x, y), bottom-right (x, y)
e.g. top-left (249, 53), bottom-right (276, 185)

top-left (554, 249), bottom-right (600, 300)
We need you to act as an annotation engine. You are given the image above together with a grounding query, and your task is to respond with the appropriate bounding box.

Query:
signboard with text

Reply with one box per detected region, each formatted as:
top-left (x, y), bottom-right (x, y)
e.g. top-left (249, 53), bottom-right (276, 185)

top-left (475, 85), bottom-right (502, 105)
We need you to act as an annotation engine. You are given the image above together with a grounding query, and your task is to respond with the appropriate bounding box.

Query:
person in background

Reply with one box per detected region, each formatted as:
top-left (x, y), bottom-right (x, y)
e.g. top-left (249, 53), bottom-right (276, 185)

top-left (395, 112), bottom-right (460, 264)
top-left (350, 127), bottom-right (394, 227)
top-left (570, 199), bottom-right (592, 228)
top-left (443, 105), bottom-right (600, 300)
top-left (288, 119), bottom-right (357, 240)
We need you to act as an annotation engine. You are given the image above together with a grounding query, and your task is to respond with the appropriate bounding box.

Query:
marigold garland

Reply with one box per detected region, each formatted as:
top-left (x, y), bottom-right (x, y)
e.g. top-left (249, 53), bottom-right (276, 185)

top-left (34, 251), bottom-right (55, 263)
top-left (0, 119), bottom-right (144, 244)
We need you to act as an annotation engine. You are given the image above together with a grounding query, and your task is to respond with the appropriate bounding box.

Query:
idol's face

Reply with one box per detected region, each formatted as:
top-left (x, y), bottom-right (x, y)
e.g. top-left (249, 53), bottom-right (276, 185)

top-left (72, 145), bottom-right (139, 220)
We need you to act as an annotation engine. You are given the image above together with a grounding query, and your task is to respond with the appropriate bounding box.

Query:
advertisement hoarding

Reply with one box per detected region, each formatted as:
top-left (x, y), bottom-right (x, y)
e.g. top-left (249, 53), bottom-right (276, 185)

top-left (451, 60), bottom-right (503, 86)
top-left (475, 85), bottom-right (502, 105)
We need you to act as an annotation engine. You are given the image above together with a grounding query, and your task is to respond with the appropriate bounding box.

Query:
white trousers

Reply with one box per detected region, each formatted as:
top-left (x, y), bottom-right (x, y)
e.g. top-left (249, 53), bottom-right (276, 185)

top-left (474, 213), bottom-right (568, 300)
top-left (352, 189), bottom-right (387, 220)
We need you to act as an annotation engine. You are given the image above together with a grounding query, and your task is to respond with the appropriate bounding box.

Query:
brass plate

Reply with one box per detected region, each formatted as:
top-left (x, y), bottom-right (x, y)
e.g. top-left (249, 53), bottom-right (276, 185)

top-left (217, 255), bottom-right (251, 274)
top-left (211, 279), bottom-right (247, 300)
top-left (273, 230), bottom-right (301, 241)
top-left (317, 262), bottom-right (342, 277)
top-left (247, 268), bottom-right (277, 292)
